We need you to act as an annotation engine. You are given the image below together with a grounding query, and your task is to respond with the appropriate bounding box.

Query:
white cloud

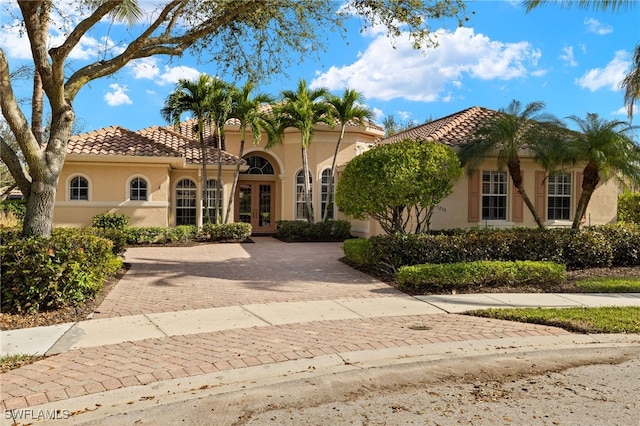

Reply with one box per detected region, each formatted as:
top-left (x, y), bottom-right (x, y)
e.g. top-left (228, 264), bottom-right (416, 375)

top-left (560, 46), bottom-right (577, 67)
top-left (131, 58), bottom-right (161, 80)
top-left (104, 84), bottom-right (132, 106)
top-left (584, 18), bottom-right (613, 35)
top-left (157, 66), bottom-right (202, 86)
top-left (371, 107), bottom-right (384, 121)
top-left (613, 104), bottom-right (637, 117)
top-left (576, 50), bottom-right (629, 91)
top-left (311, 27), bottom-right (542, 102)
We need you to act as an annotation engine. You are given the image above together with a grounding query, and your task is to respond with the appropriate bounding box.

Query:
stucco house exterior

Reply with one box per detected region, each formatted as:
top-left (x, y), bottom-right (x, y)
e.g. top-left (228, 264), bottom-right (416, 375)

top-left (347, 106), bottom-right (621, 238)
top-left (56, 117), bottom-right (384, 233)
top-left (55, 106), bottom-right (621, 236)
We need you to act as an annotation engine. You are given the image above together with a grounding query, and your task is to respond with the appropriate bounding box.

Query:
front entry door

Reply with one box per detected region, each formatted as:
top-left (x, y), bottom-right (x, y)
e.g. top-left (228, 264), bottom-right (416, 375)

top-left (235, 181), bottom-right (275, 234)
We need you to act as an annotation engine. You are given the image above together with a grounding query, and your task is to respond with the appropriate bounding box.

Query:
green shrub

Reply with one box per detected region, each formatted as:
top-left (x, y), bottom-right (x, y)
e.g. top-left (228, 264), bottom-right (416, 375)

top-left (342, 238), bottom-right (373, 268)
top-left (0, 229), bottom-right (122, 313)
top-left (123, 225), bottom-right (198, 245)
top-left (618, 192), bottom-right (640, 224)
top-left (87, 228), bottom-right (127, 256)
top-left (92, 212), bottom-right (129, 230)
top-left (397, 260), bottom-right (567, 293)
top-left (367, 225), bottom-right (640, 273)
top-left (274, 220), bottom-right (352, 242)
top-left (0, 199), bottom-right (26, 219)
top-left (202, 222), bottom-right (252, 242)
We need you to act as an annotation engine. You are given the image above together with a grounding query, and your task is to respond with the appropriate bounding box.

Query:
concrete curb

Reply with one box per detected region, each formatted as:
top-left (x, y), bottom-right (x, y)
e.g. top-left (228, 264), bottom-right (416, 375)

top-left (4, 334), bottom-right (638, 425)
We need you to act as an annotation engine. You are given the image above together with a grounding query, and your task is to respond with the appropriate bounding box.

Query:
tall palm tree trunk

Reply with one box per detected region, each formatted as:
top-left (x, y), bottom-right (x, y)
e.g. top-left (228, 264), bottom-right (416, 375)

top-left (198, 119), bottom-right (209, 225)
top-left (572, 162), bottom-right (600, 229)
top-left (302, 146), bottom-right (314, 223)
top-left (322, 124), bottom-right (346, 222)
top-left (225, 127), bottom-right (246, 224)
top-left (215, 130), bottom-right (224, 225)
top-left (507, 159), bottom-right (545, 229)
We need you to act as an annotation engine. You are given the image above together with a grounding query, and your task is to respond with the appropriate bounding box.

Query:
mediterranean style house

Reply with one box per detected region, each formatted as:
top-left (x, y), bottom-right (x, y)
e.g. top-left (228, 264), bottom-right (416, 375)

top-left (347, 106), bottom-right (620, 237)
top-left (56, 117), bottom-right (384, 234)
top-left (55, 106), bottom-right (620, 236)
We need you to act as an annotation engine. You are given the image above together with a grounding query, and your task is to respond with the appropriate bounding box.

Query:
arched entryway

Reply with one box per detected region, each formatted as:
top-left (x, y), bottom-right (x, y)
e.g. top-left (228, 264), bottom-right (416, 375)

top-left (235, 155), bottom-right (276, 234)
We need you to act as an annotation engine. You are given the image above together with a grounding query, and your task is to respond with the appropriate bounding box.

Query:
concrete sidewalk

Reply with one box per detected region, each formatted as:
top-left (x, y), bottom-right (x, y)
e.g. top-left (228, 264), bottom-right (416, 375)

top-left (2, 292), bottom-right (639, 356)
top-left (1, 238), bottom-right (639, 418)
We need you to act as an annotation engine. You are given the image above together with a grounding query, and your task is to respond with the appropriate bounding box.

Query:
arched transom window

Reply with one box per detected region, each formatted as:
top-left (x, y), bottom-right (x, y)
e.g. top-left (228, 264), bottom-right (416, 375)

top-left (242, 156), bottom-right (275, 175)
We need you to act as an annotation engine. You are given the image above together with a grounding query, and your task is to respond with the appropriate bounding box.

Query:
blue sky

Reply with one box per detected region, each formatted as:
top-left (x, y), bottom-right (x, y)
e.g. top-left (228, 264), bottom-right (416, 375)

top-left (1, 1), bottom-right (639, 134)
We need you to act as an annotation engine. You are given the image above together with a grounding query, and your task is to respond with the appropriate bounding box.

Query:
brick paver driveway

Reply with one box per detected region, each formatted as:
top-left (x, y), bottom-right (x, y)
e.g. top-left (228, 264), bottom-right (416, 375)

top-left (1, 238), bottom-right (569, 411)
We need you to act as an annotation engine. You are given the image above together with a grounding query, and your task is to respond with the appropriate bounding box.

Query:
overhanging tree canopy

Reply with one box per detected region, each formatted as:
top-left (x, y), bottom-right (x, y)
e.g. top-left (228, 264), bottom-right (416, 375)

top-left (0, 0), bottom-right (468, 237)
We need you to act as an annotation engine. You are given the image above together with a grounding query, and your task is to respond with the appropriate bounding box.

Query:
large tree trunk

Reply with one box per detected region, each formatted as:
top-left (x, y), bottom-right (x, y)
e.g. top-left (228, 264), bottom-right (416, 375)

top-left (23, 180), bottom-right (57, 237)
top-left (507, 158), bottom-right (545, 230)
top-left (572, 162), bottom-right (600, 229)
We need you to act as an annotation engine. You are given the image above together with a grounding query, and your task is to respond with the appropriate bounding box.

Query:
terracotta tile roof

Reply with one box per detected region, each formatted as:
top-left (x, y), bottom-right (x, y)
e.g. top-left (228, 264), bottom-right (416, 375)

top-left (67, 125), bottom-right (242, 165)
top-left (376, 106), bottom-right (497, 147)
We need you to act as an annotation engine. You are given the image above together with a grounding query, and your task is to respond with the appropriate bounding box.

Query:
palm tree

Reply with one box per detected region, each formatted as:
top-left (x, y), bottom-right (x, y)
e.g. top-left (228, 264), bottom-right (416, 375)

top-left (323, 89), bottom-right (374, 222)
top-left (224, 82), bottom-right (275, 223)
top-left (271, 79), bottom-right (333, 223)
top-left (458, 100), bottom-right (563, 229)
top-left (562, 113), bottom-right (640, 229)
top-left (621, 43), bottom-right (640, 120)
top-left (524, 0), bottom-right (639, 120)
top-left (207, 78), bottom-right (234, 225)
top-left (161, 75), bottom-right (216, 224)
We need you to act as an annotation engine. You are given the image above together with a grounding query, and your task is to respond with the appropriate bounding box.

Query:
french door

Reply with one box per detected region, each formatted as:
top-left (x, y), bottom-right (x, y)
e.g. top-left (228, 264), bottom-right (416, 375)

top-left (235, 181), bottom-right (275, 234)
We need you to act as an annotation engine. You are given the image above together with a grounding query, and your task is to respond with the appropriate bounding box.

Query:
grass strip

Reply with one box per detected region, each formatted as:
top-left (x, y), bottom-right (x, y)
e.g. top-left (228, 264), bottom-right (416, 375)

top-left (0, 353), bottom-right (45, 373)
top-left (468, 306), bottom-right (640, 334)
top-left (575, 277), bottom-right (640, 293)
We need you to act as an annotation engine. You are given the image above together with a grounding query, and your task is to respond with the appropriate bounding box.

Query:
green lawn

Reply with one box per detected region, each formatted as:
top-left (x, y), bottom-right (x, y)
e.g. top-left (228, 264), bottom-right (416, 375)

top-left (469, 306), bottom-right (640, 334)
top-left (575, 276), bottom-right (640, 293)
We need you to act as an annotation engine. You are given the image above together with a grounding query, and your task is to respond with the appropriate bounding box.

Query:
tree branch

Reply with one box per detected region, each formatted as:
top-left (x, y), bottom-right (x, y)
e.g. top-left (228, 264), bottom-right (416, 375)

top-left (0, 135), bottom-right (31, 197)
top-left (64, 0), bottom-right (256, 100)
top-left (0, 49), bottom-right (42, 174)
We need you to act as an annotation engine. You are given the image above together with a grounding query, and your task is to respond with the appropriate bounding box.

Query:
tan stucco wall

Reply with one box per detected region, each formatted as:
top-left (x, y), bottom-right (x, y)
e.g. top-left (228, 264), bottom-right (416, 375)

top-left (54, 124), bottom-right (383, 229)
top-left (222, 124), bottom-right (383, 224)
top-left (347, 155), bottom-right (621, 238)
top-left (55, 161), bottom-right (172, 227)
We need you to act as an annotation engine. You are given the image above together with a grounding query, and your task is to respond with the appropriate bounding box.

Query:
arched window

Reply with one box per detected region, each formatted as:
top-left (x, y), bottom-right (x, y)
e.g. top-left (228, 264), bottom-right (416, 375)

top-left (69, 176), bottom-right (89, 200)
top-left (296, 170), bottom-right (312, 220)
top-left (129, 177), bottom-right (148, 201)
top-left (175, 178), bottom-right (197, 226)
top-left (205, 179), bottom-right (224, 223)
top-left (242, 156), bottom-right (275, 175)
top-left (321, 169), bottom-right (335, 220)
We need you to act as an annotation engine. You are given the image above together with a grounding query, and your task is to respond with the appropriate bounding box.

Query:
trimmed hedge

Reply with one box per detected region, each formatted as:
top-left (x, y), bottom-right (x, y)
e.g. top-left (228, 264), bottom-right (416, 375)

top-left (202, 222), bottom-right (252, 242)
top-left (397, 260), bottom-right (567, 293)
top-left (343, 238), bottom-right (373, 269)
top-left (274, 220), bottom-right (352, 242)
top-left (92, 212), bottom-right (129, 230)
top-left (360, 224), bottom-right (640, 273)
top-left (123, 225), bottom-right (198, 245)
top-left (1, 229), bottom-right (122, 313)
